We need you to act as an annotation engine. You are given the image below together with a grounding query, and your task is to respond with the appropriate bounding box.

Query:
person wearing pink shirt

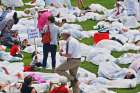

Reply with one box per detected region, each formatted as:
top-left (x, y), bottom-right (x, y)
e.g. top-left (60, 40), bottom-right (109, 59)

top-left (37, 10), bottom-right (52, 32)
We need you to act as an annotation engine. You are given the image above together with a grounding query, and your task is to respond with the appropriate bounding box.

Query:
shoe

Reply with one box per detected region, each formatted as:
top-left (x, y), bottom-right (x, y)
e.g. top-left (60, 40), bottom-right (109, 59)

top-left (69, 80), bottom-right (74, 88)
top-left (52, 69), bottom-right (55, 73)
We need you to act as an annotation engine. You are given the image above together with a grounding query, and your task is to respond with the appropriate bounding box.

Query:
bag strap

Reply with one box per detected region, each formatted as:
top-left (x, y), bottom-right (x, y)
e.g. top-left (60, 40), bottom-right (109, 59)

top-left (48, 25), bottom-right (50, 32)
top-left (66, 41), bottom-right (69, 54)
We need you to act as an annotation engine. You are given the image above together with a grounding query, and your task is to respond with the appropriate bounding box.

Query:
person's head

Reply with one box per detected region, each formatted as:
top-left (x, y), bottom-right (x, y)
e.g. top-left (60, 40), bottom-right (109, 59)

top-left (12, 31), bottom-right (18, 36)
top-left (21, 76), bottom-right (33, 93)
top-left (62, 19), bottom-right (67, 24)
top-left (24, 76), bottom-right (33, 86)
top-left (50, 3), bottom-right (54, 6)
top-left (124, 69), bottom-right (136, 79)
top-left (6, 7), bottom-right (12, 12)
top-left (48, 16), bottom-right (55, 23)
top-left (24, 9), bottom-right (30, 14)
top-left (31, 0), bottom-right (36, 3)
top-left (23, 39), bottom-right (28, 43)
top-left (124, 72), bottom-right (135, 79)
top-left (57, 19), bottom-right (67, 27)
top-left (61, 30), bottom-right (71, 40)
top-left (135, 40), bottom-right (140, 46)
top-left (32, 51), bottom-right (39, 58)
top-left (14, 40), bottom-right (20, 45)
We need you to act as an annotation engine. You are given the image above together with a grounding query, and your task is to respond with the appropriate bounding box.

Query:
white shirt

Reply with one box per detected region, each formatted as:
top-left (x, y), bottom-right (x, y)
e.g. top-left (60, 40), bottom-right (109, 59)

top-left (67, 37), bottom-right (81, 58)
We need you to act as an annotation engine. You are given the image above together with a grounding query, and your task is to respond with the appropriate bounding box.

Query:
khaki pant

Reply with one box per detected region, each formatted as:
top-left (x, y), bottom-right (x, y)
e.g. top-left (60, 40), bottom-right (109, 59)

top-left (55, 58), bottom-right (80, 93)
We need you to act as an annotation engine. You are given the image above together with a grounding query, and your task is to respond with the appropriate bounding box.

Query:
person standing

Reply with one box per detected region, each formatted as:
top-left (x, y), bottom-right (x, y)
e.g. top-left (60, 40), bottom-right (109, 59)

top-left (55, 30), bottom-right (81, 93)
top-left (42, 16), bottom-right (59, 70)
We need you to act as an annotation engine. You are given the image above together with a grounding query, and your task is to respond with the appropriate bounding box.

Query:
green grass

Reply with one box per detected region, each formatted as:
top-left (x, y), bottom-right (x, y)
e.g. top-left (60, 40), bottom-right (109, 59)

top-left (15, 0), bottom-right (33, 11)
top-left (80, 61), bottom-right (98, 75)
top-left (16, 5), bottom-right (33, 11)
top-left (23, 0), bottom-right (31, 3)
top-left (73, 20), bottom-right (97, 31)
top-left (112, 50), bottom-right (138, 58)
top-left (23, 52), bottom-right (32, 66)
top-left (71, 0), bottom-right (115, 9)
top-left (112, 86), bottom-right (140, 93)
top-left (80, 37), bottom-right (93, 45)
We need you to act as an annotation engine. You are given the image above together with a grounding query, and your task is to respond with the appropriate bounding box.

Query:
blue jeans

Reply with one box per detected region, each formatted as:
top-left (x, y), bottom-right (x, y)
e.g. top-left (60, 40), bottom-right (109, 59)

top-left (42, 44), bottom-right (57, 68)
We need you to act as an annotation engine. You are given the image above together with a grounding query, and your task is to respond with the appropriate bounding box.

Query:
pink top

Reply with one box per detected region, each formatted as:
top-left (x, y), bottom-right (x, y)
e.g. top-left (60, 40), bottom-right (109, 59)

top-left (37, 11), bottom-right (52, 32)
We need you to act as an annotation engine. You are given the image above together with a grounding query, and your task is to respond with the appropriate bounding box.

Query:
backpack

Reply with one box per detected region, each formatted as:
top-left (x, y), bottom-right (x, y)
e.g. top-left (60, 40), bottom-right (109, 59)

top-left (41, 25), bottom-right (51, 44)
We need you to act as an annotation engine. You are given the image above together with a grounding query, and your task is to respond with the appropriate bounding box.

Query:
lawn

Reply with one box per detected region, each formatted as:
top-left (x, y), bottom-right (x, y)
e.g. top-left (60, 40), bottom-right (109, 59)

top-left (19, 0), bottom-right (140, 93)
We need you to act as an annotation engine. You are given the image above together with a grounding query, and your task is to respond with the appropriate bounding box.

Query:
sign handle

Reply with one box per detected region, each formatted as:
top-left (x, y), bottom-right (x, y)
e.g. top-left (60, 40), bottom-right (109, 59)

top-left (34, 38), bottom-right (37, 52)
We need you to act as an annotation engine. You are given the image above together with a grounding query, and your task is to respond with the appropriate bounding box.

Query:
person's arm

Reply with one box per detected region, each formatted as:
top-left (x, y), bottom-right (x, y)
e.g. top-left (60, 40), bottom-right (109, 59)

top-left (60, 53), bottom-right (72, 58)
top-left (59, 41), bottom-right (74, 58)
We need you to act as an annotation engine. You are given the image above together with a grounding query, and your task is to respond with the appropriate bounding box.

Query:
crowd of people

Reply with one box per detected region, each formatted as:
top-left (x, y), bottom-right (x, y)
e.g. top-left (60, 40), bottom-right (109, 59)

top-left (0, 0), bottom-right (140, 93)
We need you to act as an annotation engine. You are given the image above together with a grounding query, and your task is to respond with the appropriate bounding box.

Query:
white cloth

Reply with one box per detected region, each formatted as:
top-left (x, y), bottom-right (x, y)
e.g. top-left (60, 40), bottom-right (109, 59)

top-left (125, 0), bottom-right (137, 15)
top-left (122, 16), bottom-right (140, 29)
top-left (0, 62), bottom-right (24, 83)
top-left (1, 0), bottom-right (23, 7)
top-left (36, 0), bottom-right (45, 8)
top-left (96, 40), bottom-right (123, 51)
top-left (129, 60), bottom-right (140, 72)
top-left (135, 0), bottom-right (140, 21)
top-left (98, 62), bottom-right (128, 79)
top-left (118, 53), bottom-right (140, 64)
top-left (88, 53), bottom-right (116, 65)
top-left (89, 4), bottom-right (107, 13)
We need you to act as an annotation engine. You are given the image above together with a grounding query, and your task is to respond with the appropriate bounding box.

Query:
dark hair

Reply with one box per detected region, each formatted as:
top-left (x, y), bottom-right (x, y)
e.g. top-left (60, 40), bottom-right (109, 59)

top-left (135, 40), bottom-right (140, 45)
top-left (21, 76), bottom-right (33, 93)
top-left (124, 74), bottom-right (135, 79)
top-left (13, 12), bottom-right (19, 24)
top-left (48, 16), bottom-right (55, 23)
top-left (32, 51), bottom-right (39, 58)
top-left (6, 7), bottom-right (12, 10)
top-left (0, 0), bottom-right (1, 5)
top-left (62, 19), bottom-right (67, 23)
top-left (14, 40), bottom-right (20, 45)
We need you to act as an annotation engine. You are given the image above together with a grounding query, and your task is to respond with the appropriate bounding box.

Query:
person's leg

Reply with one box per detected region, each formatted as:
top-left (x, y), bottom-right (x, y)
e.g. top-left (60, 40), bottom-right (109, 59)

top-left (69, 59), bottom-right (80, 79)
top-left (69, 59), bottom-right (80, 93)
top-left (50, 45), bottom-right (57, 69)
top-left (55, 61), bottom-right (75, 81)
top-left (77, 0), bottom-right (84, 8)
top-left (42, 44), bottom-right (49, 68)
top-left (77, 0), bottom-right (80, 8)
top-left (80, 0), bottom-right (84, 8)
